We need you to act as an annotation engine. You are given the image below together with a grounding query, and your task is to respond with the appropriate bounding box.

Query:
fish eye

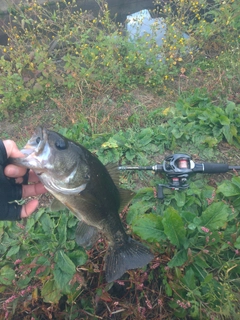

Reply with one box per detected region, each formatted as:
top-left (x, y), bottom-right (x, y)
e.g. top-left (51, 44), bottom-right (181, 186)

top-left (36, 137), bottom-right (41, 144)
top-left (55, 138), bottom-right (67, 150)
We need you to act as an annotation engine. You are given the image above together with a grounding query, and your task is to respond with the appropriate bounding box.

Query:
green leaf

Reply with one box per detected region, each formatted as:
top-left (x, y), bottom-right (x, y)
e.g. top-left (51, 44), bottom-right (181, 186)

top-left (58, 214), bottom-right (68, 245)
top-left (162, 207), bottom-right (186, 248)
top-left (199, 202), bottom-right (230, 230)
top-left (127, 201), bottom-right (153, 224)
top-left (225, 101), bottom-right (236, 116)
top-left (41, 280), bottom-right (62, 303)
top-left (202, 136), bottom-right (218, 147)
top-left (194, 254), bottom-right (209, 268)
top-left (168, 249), bottom-right (188, 267)
top-left (182, 268), bottom-right (196, 290)
top-left (234, 236), bottom-right (240, 249)
top-left (231, 176), bottom-right (240, 189)
top-left (217, 180), bottom-right (240, 197)
top-left (54, 250), bottom-right (76, 275)
top-left (53, 266), bottom-right (72, 293)
top-left (40, 213), bottom-right (55, 233)
top-left (132, 213), bottom-right (166, 242)
top-left (68, 250), bottom-right (88, 266)
top-left (0, 266), bottom-right (15, 285)
top-left (6, 245), bottom-right (20, 258)
top-left (219, 115), bottom-right (230, 125)
top-left (175, 192), bottom-right (186, 207)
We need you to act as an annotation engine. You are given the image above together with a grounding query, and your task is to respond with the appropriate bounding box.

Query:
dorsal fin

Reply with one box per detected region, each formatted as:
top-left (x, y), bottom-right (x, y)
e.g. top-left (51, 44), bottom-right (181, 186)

top-left (119, 188), bottom-right (135, 212)
top-left (105, 163), bottom-right (120, 186)
top-left (105, 163), bottom-right (135, 211)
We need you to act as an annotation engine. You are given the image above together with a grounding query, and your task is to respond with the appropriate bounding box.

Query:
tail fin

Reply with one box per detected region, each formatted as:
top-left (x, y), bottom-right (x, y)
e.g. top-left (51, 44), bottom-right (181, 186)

top-left (104, 237), bottom-right (153, 282)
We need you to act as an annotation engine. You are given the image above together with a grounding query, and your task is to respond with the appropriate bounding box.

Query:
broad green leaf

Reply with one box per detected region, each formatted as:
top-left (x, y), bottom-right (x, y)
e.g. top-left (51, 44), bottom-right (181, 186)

top-left (17, 276), bottom-right (31, 288)
top-left (132, 213), bottom-right (166, 242)
top-left (217, 180), bottom-right (240, 197)
top-left (231, 176), bottom-right (240, 189)
top-left (40, 213), bottom-right (55, 233)
top-left (222, 124), bottom-right (237, 145)
top-left (194, 254), bottom-right (209, 268)
top-left (182, 268), bottom-right (196, 290)
top-left (68, 250), bottom-right (88, 266)
top-left (126, 201), bottom-right (152, 224)
top-left (168, 249), bottom-right (188, 267)
top-left (234, 236), bottom-right (240, 249)
top-left (175, 191), bottom-right (186, 207)
top-left (58, 214), bottom-right (68, 245)
top-left (222, 125), bottom-right (232, 144)
top-left (0, 266), bottom-right (15, 285)
top-left (53, 266), bottom-right (72, 293)
top-left (101, 138), bottom-right (118, 149)
top-left (41, 280), bottom-right (62, 303)
top-left (225, 101), bottom-right (236, 115)
top-left (68, 215), bottom-right (78, 228)
top-left (181, 211), bottom-right (196, 224)
top-left (202, 136), bottom-right (218, 147)
top-left (219, 115), bottom-right (230, 125)
top-left (171, 127), bottom-right (184, 139)
top-left (6, 245), bottom-right (20, 258)
top-left (202, 273), bottom-right (213, 285)
top-left (199, 202), bottom-right (230, 230)
top-left (162, 207), bottom-right (186, 248)
top-left (54, 250), bottom-right (76, 275)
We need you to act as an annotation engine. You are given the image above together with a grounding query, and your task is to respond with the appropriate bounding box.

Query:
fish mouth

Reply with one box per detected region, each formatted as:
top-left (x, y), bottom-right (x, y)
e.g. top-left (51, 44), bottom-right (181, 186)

top-left (21, 126), bottom-right (45, 156)
top-left (16, 127), bottom-right (48, 172)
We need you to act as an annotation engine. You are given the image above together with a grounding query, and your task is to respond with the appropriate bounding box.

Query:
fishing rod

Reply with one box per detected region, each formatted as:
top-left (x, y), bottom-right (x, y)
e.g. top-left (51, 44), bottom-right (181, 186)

top-left (118, 153), bottom-right (240, 199)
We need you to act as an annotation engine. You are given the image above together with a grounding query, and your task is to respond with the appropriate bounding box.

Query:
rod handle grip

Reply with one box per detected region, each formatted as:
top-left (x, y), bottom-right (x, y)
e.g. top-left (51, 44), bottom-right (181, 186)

top-left (201, 163), bottom-right (229, 173)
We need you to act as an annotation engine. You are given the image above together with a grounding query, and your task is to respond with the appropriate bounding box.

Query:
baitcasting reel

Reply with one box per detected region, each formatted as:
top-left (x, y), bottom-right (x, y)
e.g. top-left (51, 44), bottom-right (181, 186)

top-left (118, 153), bottom-right (240, 199)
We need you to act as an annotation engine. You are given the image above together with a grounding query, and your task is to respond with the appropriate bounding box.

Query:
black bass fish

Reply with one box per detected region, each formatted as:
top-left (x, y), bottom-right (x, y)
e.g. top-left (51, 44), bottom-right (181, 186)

top-left (11, 127), bottom-right (153, 282)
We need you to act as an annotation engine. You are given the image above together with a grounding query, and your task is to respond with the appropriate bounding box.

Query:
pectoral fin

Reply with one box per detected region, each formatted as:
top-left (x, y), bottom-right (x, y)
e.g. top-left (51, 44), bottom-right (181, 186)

top-left (75, 220), bottom-right (99, 249)
top-left (50, 198), bottom-right (67, 212)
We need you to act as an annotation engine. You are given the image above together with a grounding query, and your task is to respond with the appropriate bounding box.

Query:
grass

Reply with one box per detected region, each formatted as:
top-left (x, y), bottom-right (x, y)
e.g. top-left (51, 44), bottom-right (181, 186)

top-left (0, 0), bottom-right (240, 319)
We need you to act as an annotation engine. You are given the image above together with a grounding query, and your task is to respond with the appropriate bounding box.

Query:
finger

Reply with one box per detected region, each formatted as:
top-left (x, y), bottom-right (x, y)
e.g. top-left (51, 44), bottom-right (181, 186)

top-left (3, 140), bottom-right (25, 158)
top-left (4, 164), bottom-right (28, 178)
top-left (22, 183), bottom-right (47, 198)
top-left (20, 199), bottom-right (39, 218)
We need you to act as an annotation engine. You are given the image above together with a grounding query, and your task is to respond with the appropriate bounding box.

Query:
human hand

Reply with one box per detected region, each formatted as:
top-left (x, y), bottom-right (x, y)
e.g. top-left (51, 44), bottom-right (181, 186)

top-left (0, 139), bottom-right (47, 220)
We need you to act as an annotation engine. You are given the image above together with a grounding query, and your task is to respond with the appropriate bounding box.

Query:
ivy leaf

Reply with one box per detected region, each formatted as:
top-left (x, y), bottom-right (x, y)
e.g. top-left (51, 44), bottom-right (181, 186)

top-left (162, 207), bottom-right (186, 248)
top-left (132, 213), bottom-right (166, 242)
top-left (199, 202), bottom-right (230, 230)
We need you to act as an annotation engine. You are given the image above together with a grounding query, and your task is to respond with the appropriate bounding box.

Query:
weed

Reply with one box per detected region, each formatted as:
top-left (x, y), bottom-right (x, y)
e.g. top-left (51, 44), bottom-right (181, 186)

top-left (0, 0), bottom-right (240, 318)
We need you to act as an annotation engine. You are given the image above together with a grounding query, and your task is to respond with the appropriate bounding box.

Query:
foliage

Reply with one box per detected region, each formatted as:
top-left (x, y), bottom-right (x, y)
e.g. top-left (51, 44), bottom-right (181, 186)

top-left (0, 0), bottom-right (240, 318)
top-left (0, 0), bottom-right (168, 117)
